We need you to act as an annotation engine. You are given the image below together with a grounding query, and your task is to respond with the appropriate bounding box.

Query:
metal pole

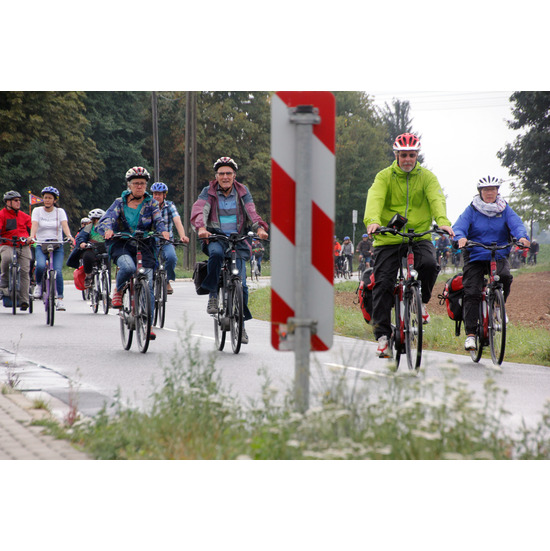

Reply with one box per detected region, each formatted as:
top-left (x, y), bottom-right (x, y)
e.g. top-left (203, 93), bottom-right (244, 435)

top-left (289, 105), bottom-right (320, 413)
top-left (152, 92), bottom-right (160, 182)
top-left (184, 91), bottom-right (197, 269)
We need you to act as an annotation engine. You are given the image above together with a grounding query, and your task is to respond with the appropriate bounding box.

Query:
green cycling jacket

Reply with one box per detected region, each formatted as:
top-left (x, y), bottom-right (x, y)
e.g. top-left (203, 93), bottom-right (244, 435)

top-left (363, 160), bottom-right (451, 247)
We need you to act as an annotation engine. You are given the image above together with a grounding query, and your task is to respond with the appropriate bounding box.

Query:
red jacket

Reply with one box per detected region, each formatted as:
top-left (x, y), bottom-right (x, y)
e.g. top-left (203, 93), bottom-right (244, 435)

top-left (0, 208), bottom-right (32, 244)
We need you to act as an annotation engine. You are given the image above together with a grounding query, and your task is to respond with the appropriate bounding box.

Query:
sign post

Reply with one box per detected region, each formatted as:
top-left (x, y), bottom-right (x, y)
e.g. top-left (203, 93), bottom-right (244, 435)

top-left (270, 92), bottom-right (336, 412)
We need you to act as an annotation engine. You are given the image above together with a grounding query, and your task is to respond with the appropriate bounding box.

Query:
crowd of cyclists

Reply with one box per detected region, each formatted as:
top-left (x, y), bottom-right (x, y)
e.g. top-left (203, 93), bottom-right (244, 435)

top-left (0, 139), bottom-right (542, 357)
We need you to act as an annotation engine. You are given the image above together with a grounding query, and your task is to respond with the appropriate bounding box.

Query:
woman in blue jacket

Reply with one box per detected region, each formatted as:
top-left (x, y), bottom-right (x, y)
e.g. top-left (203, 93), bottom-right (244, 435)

top-left (453, 176), bottom-right (530, 352)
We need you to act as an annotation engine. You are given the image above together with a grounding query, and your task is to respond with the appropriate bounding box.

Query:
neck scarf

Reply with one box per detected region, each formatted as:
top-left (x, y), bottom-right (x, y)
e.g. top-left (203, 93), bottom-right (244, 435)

top-left (472, 194), bottom-right (507, 217)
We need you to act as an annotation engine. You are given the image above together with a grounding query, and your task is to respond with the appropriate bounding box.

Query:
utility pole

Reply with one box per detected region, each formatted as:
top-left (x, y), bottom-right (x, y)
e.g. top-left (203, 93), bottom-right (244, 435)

top-left (184, 91), bottom-right (197, 269)
top-left (152, 92), bottom-right (160, 182)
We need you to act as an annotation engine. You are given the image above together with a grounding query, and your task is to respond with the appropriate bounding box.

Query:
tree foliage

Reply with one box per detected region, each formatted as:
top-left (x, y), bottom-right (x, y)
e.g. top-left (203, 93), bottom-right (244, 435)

top-left (498, 91), bottom-right (550, 198)
top-left (0, 92), bottom-right (102, 227)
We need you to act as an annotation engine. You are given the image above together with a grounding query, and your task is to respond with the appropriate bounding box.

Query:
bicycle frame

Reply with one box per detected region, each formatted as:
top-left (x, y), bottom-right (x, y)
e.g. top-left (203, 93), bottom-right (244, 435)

top-left (38, 239), bottom-right (69, 326)
top-left (1, 236), bottom-right (28, 314)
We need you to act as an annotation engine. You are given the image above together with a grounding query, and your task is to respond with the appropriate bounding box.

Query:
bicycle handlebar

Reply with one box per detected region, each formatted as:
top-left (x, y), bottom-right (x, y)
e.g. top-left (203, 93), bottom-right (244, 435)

top-left (462, 239), bottom-right (529, 251)
top-left (372, 224), bottom-right (449, 239)
top-left (0, 236), bottom-right (30, 245)
top-left (199, 231), bottom-right (269, 244)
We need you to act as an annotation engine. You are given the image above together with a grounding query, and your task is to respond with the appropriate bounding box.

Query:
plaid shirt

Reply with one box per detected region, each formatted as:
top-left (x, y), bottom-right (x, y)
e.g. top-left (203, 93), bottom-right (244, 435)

top-left (159, 200), bottom-right (181, 238)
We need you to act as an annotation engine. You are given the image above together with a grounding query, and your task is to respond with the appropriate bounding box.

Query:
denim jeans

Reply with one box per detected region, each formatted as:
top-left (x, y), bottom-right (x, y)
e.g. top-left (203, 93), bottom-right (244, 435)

top-left (201, 240), bottom-right (251, 321)
top-left (116, 254), bottom-right (154, 321)
top-left (160, 242), bottom-right (178, 282)
top-left (35, 245), bottom-right (65, 297)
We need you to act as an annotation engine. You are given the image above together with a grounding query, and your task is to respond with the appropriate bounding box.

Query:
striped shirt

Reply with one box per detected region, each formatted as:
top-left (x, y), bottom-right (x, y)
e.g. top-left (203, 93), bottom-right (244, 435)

top-left (216, 187), bottom-right (238, 235)
top-left (158, 200), bottom-right (181, 238)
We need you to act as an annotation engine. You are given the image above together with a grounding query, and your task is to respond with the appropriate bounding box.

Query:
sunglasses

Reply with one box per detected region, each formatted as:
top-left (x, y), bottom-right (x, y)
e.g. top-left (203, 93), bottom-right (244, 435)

top-left (398, 152), bottom-right (418, 158)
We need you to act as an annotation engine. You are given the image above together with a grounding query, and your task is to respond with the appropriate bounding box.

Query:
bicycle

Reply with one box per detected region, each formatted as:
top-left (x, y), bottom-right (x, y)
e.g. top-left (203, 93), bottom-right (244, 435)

top-left (341, 255), bottom-right (352, 279)
top-left (38, 238), bottom-right (71, 326)
top-left (373, 223), bottom-right (449, 371)
top-left (357, 257), bottom-right (367, 281)
top-left (82, 243), bottom-right (111, 315)
top-left (462, 239), bottom-right (528, 366)
top-left (152, 237), bottom-right (186, 328)
top-left (111, 231), bottom-right (155, 353)
top-left (201, 232), bottom-right (256, 354)
top-left (250, 254), bottom-right (260, 282)
top-left (0, 236), bottom-right (32, 315)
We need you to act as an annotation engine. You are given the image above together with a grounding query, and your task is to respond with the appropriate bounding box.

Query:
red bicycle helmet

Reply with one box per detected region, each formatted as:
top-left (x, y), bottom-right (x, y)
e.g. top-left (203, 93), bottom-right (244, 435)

top-left (393, 133), bottom-right (421, 151)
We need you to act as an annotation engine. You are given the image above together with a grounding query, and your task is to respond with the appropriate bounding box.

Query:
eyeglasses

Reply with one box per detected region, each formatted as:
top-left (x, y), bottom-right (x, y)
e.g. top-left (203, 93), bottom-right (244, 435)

top-left (131, 182), bottom-right (147, 187)
top-left (9, 198), bottom-right (21, 201)
top-left (398, 152), bottom-right (418, 158)
top-left (217, 171), bottom-right (234, 177)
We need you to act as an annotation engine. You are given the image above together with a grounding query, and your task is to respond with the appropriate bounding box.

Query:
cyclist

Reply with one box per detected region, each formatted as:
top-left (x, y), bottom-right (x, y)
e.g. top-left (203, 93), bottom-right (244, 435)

top-left (191, 156), bottom-right (268, 345)
top-left (251, 238), bottom-right (265, 275)
top-left (333, 236), bottom-right (342, 273)
top-left (453, 176), bottom-right (529, 351)
top-left (364, 133), bottom-right (454, 358)
top-left (0, 191), bottom-right (32, 310)
top-left (97, 167), bottom-right (169, 340)
top-left (67, 208), bottom-right (107, 288)
top-left (341, 236), bottom-right (354, 273)
top-left (150, 182), bottom-right (190, 294)
top-left (29, 186), bottom-right (75, 311)
top-left (436, 233), bottom-right (451, 267)
top-left (528, 239), bottom-right (539, 265)
top-left (356, 233), bottom-right (373, 269)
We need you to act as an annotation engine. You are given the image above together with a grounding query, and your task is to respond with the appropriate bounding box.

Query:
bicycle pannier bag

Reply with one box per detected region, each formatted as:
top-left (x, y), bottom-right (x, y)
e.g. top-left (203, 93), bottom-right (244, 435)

top-left (357, 267), bottom-right (375, 324)
top-left (193, 261), bottom-right (209, 295)
top-left (73, 265), bottom-right (86, 291)
top-left (439, 273), bottom-right (464, 321)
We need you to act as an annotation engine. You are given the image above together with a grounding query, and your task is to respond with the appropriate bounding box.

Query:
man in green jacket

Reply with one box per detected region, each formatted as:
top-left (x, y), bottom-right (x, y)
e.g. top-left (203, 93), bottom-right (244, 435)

top-left (364, 133), bottom-right (454, 358)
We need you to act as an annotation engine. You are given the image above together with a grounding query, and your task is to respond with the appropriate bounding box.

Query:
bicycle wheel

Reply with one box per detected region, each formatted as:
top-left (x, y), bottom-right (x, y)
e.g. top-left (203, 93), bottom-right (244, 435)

top-left (135, 280), bottom-right (152, 353)
top-left (229, 280), bottom-right (244, 354)
top-left (488, 290), bottom-right (506, 365)
top-left (47, 273), bottom-right (56, 326)
top-left (100, 270), bottom-right (110, 314)
top-left (154, 271), bottom-right (167, 328)
top-left (404, 285), bottom-right (423, 371)
top-left (90, 274), bottom-right (99, 314)
top-left (470, 302), bottom-right (485, 363)
top-left (392, 291), bottom-right (402, 369)
top-left (119, 285), bottom-right (133, 350)
top-left (214, 285), bottom-right (226, 351)
top-left (10, 264), bottom-right (18, 315)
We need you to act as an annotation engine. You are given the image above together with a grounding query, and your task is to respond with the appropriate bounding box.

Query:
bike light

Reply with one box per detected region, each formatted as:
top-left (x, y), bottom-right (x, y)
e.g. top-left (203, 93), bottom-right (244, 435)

top-left (139, 268), bottom-right (145, 274)
top-left (494, 274), bottom-right (500, 282)
top-left (232, 268), bottom-right (239, 276)
top-left (410, 269), bottom-right (418, 279)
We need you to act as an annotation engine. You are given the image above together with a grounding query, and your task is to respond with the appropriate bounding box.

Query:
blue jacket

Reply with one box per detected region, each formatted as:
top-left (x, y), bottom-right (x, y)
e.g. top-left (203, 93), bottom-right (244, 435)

top-left (96, 191), bottom-right (166, 269)
top-left (452, 201), bottom-right (528, 261)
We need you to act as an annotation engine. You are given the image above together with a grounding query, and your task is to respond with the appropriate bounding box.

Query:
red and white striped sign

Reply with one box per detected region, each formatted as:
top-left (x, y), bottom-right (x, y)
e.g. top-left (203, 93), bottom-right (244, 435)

top-left (270, 91), bottom-right (335, 351)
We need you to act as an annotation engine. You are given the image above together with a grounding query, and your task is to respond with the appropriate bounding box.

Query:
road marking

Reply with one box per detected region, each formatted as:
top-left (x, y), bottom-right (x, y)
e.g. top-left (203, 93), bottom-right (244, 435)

top-left (324, 362), bottom-right (391, 378)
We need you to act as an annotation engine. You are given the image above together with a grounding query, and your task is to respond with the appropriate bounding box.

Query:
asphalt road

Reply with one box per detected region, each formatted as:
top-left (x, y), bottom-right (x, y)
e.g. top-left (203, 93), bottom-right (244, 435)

top-left (1, 278), bottom-right (549, 430)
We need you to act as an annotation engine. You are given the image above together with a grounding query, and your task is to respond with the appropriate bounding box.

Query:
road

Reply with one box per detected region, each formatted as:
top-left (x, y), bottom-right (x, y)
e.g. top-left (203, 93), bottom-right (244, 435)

top-left (1, 278), bottom-right (549, 430)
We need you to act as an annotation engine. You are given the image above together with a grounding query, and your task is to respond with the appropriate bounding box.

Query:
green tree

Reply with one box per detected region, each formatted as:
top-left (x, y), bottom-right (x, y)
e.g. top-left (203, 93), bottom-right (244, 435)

top-left (507, 183), bottom-right (550, 239)
top-left (83, 91), bottom-right (150, 209)
top-left (333, 91), bottom-right (389, 238)
top-left (0, 91), bottom-right (103, 228)
top-left (498, 91), bottom-right (550, 198)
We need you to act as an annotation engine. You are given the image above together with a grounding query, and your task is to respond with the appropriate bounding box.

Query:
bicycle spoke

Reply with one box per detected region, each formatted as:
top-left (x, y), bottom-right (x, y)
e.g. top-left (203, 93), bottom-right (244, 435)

top-left (489, 290), bottom-right (506, 365)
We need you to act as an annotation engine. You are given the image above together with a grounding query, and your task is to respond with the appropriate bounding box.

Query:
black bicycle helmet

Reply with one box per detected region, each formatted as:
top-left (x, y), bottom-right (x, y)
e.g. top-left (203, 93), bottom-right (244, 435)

top-left (3, 190), bottom-right (22, 202)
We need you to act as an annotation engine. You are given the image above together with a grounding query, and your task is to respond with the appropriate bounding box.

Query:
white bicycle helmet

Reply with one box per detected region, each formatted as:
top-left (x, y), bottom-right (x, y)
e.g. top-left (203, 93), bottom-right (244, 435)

top-left (477, 176), bottom-right (501, 189)
top-left (88, 208), bottom-right (106, 219)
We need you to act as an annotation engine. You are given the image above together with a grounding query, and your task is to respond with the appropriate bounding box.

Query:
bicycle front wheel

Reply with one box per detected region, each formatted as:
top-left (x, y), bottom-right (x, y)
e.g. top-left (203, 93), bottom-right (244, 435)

top-left (120, 285), bottom-right (133, 350)
top-left (91, 274), bottom-right (99, 314)
top-left (10, 264), bottom-right (18, 315)
top-left (154, 271), bottom-right (167, 328)
top-left (404, 285), bottom-right (423, 371)
top-left (392, 290), bottom-right (403, 370)
top-left (100, 270), bottom-right (110, 314)
top-left (214, 285), bottom-right (226, 351)
top-left (229, 280), bottom-right (244, 354)
top-left (135, 280), bottom-right (152, 353)
top-left (47, 273), bottom-right (56, 326)
top-left (488, 290), bottom-right (506, 365)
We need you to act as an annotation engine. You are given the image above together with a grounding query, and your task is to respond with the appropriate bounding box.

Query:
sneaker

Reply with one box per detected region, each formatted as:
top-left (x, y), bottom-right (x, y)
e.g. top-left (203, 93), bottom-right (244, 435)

top-left (207, 295), bottom-right (218, 315)
top-left (376, 336), bottom-right (392, 358)
top-left (422, 303), bottom-right (431, 324)
top-left (166, 282), bottom-right (173, 295)
top-left (84, 275), bottom-right (93, 288)
top-left (149, 329), bottom-right (156, 341)
top-left (111, 290), bottom-right (123, 308)
top-left (56, 299), bottom-right (66, 311)
top-left (33, 285), bottom-right (42, 299)
top-left (20, 302), bottom-right (29, 311)
top-left (241, 328), bottom-right (249, 344)
top-left (464, 336), bottom-right (476, 351)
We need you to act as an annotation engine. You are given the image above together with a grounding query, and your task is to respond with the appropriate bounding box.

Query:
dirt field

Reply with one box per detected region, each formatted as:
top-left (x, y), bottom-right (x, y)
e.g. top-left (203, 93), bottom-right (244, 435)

top-left (338, 270), bottom-right (550, 331)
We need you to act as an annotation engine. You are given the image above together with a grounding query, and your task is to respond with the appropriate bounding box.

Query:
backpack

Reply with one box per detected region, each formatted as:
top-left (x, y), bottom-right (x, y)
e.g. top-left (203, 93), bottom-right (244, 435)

top-left (356, 267), bottom-right (375, 324)
top-left (438, 273), bottom-right (464, 335)
top-left (192, 261), bottom-right (209, 295)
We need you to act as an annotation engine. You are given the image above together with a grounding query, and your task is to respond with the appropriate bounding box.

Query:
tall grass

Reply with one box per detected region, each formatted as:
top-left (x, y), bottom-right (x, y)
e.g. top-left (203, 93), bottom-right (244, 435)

top-left (47, 326), bottom-right (550, 459)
